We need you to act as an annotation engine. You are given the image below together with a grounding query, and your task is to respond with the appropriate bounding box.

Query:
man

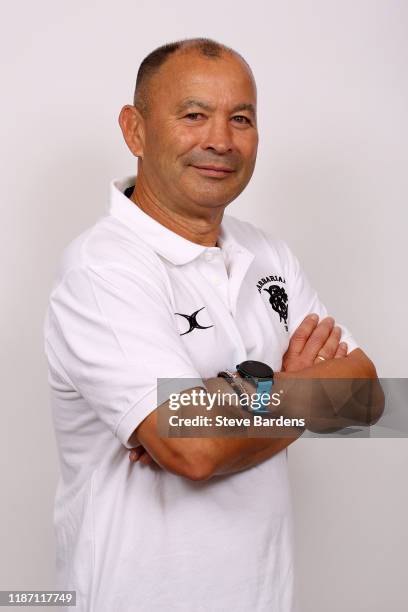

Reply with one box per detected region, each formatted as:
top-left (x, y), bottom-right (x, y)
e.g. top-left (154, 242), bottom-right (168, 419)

top-left (43, 38), bottom-right (381, 611)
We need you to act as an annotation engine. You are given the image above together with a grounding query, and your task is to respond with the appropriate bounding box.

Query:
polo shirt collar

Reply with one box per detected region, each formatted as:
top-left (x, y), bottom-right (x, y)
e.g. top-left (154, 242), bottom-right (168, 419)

top-left (108, 175), bottom-right (252, 265)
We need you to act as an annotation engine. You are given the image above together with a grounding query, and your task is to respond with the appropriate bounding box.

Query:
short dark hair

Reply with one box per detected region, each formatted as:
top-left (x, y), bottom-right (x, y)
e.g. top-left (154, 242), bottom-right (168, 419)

top-left (133, 38), bottom-right (250, 114)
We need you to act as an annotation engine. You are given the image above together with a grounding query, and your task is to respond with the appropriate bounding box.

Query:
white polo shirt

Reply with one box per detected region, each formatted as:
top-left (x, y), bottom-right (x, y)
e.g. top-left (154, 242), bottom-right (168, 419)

top-left (43, 175), bottom-right (358, 612)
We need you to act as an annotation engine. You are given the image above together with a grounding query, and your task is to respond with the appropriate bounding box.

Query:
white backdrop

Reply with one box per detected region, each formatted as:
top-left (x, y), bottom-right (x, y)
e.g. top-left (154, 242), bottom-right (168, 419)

top-left (1, 1), bottom-right (407, 610)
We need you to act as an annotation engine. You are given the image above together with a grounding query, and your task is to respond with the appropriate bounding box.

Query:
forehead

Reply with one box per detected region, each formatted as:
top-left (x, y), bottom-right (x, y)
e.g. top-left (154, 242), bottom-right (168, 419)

top-left (148, 50), bottom-right (257, 109)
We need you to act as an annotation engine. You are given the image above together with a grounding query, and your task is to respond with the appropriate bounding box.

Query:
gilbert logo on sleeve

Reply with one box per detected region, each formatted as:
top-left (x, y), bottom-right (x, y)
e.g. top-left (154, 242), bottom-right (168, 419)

top-left (174, 306), bottom-right (214, 336)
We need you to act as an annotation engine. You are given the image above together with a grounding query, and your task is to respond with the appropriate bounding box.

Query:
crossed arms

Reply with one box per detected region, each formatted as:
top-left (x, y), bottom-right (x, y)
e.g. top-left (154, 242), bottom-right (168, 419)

top-left (128, 314), bottom-right (384, 481)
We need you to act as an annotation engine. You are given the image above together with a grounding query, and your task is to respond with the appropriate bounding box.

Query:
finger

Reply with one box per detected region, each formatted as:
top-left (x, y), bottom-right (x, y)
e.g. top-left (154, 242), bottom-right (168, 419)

top-left (302, 316), bottom-right (335, 362)
top-left (140, 452), bottom-right (154, 465)
top-left (334, 342), bottom-right (348, 359)
top-left (286, 313), bottom-right (319, 356)
top-left (316, 325), bottom-right (342, 360)
top-left (129, 447), bottom-right (145, 462)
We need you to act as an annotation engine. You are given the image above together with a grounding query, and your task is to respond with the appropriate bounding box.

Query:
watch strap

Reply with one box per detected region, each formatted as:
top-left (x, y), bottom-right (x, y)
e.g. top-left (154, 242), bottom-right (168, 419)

top-left (218, 370), bottom-right (247, 398)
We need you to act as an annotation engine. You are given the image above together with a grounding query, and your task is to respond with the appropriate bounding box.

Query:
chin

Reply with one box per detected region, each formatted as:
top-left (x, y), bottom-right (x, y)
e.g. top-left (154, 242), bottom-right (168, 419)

top-left (186, 183), bottom-right (245, 209)
top-left (189, 192), bottom-right (238, 210)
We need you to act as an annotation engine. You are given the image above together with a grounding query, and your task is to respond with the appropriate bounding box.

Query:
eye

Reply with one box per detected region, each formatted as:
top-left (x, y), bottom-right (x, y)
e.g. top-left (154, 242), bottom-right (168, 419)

top-left (184, 112), bottom-right (205, 120)
top-left (232, 115), bottom-right (251, 125)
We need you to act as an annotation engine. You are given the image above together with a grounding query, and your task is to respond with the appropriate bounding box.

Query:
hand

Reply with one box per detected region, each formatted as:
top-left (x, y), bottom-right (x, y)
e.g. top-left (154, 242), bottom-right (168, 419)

top-left (129, 445), bottom-right (157, 466)
top-left (282, 313), bottom-right (348, 373)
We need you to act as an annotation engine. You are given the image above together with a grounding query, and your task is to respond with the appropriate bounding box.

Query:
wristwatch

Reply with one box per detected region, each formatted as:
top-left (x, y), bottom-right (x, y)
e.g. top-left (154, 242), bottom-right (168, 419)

top-left (218, 360), bottom-right (274, 414)
top-left (236, 360), bottom-right (274, 413)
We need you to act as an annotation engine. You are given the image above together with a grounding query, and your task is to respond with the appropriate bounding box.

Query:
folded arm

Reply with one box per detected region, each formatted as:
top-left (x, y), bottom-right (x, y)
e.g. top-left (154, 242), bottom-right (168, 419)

top-left (130, 316), bottom-right (384, 480)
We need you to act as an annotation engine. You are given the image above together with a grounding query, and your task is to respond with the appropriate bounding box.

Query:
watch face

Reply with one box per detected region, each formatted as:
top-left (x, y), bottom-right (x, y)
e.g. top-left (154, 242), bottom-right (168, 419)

top-left (237, 360), bottom-right (273, 379)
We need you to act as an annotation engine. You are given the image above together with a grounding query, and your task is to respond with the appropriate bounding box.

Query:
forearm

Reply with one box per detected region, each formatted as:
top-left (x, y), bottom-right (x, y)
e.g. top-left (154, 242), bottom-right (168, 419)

top-left (199, 351), bottom-right (383, 477)
top-left (137, 351), bottom-right (383, 480)
top-left (275, 350), bottom-right (384, 432)
top-left (155, 377), bottom-right (303, 478)
top-left (195, 377), bottom-right (304, 477)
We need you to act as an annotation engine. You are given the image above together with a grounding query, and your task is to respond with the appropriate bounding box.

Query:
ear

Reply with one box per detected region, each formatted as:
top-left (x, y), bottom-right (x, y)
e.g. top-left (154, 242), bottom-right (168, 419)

top-left (118, 105), bottom-right (146, 158)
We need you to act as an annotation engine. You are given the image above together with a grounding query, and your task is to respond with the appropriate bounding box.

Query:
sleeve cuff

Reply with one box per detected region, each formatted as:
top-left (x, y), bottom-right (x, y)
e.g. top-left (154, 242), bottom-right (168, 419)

top-left (115, 374), bottom-right (206, 449)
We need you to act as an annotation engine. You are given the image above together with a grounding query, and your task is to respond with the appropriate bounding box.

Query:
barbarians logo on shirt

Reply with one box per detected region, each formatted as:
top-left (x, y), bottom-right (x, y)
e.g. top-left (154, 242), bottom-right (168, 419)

top-left (257, 274), bottom-right (289, 332)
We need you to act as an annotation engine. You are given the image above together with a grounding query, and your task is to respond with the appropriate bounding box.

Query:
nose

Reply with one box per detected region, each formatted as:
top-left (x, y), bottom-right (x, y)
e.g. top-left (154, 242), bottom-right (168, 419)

top-left (201, 116), bottom-right (233, 155)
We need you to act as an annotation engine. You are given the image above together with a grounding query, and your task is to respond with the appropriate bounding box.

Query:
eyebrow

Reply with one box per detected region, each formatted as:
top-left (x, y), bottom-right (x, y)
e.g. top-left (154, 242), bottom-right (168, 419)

top-left (175, 98), bottom-right (256, 117)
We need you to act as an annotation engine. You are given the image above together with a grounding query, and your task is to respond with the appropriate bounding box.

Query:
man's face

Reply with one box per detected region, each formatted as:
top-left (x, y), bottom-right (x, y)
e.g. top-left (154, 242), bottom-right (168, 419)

top-left (138, 50), bottom-right (258, 214)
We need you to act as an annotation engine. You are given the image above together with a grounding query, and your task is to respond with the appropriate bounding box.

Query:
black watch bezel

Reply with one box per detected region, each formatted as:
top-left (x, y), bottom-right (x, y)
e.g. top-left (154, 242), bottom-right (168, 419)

top-left (236, 360), bottom-right (274, 380)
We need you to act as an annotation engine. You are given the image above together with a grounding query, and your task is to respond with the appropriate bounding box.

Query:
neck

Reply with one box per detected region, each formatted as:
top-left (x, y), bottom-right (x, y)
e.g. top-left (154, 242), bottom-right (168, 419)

top-left (130, 173), bottom-right (223, 247)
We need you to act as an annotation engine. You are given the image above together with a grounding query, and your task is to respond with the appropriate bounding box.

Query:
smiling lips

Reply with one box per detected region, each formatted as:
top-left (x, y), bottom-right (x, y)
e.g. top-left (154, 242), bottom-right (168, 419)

top-left (192, 164), bottom-right (235, 177)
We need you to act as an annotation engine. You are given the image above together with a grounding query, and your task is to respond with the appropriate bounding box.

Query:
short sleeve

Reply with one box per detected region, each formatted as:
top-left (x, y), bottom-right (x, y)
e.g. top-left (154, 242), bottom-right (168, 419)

top-left (44, 264), bottom-right (204, 449)
top-left (279, 241), bottom-right (360, 354)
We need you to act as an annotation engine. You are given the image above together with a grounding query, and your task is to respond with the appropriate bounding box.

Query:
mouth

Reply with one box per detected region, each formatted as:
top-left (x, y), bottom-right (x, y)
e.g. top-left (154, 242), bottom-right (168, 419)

top-left (191, 165), bottom-right (235, 178)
